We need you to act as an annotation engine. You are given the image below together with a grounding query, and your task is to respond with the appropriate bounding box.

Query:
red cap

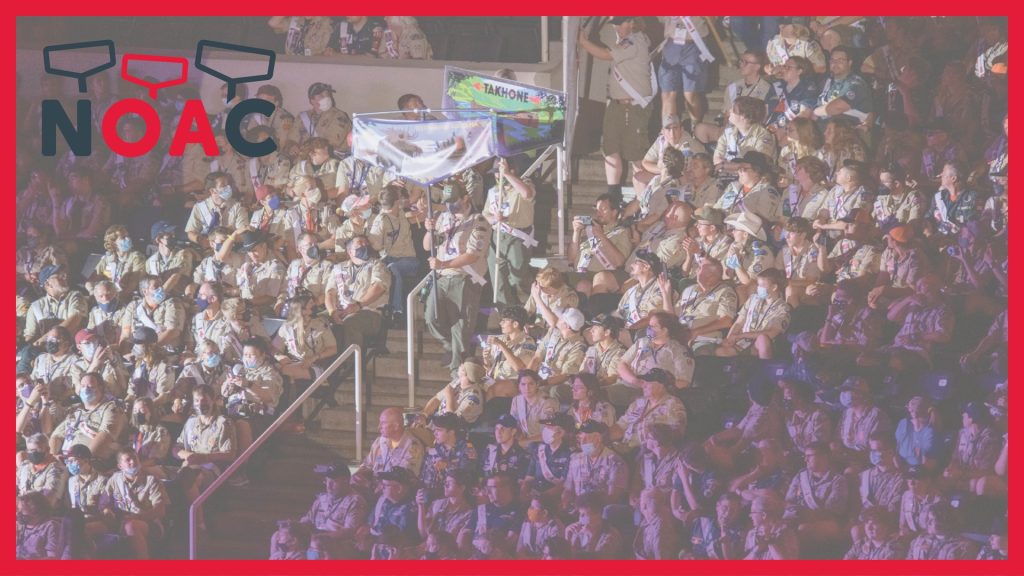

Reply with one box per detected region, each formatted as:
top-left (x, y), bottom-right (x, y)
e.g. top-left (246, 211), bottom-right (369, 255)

top-left (75, 328), bottom-right (98, 346)
top-left (254, 185), bottom-right (272, 202)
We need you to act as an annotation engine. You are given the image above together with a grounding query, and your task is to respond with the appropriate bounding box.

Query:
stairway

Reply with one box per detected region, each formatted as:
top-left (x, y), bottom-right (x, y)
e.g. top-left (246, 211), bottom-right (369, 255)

top-left (188, 55), bottom-right (745, 561)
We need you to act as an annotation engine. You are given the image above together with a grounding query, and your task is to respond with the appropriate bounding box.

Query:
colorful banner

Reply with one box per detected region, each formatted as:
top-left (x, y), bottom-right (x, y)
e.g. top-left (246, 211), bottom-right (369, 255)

top-left (442, 66), bottom-right (566, 156)
top-left (352, 112), bottom-right (496, 185)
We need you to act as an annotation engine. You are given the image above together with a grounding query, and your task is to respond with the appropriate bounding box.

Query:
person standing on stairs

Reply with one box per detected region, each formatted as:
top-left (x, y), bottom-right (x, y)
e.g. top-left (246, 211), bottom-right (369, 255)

top-left (483, 158), bottom-right (536, 308)
top-left (579, 16), bottom-right (654, 202)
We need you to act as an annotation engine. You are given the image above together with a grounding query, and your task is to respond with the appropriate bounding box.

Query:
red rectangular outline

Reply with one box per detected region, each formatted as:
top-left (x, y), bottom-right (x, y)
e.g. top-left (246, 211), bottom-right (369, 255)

top-left (8, 4), bottom-right (1018, 576)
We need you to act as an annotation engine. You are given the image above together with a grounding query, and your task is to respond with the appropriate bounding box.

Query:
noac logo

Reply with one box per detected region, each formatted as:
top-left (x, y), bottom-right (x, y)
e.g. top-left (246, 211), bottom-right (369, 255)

top-left (41, 39), bottom-right (278, 159)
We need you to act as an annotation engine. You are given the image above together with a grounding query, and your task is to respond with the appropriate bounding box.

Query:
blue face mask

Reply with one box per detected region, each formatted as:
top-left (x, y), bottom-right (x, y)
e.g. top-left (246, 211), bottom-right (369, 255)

top-left (243, 358), bottom-right (258, 370)
top-left (204, 353), bottom-right (221, 369)
top-left (581, 442), bottom-right (597, 456)
top-left (195, 297), bottom-right (210, 312)
top-left (306, 549), bottom-right (321, 560)
top-left (645, 327), bottom-right (656, 340)
top-left (124, 466), bottom-right (139, 477)
top-left (869, 450), bottom-right (882, 467)
top-left (81, 342), bottom-right (97, 361)
top-left (267, 195), bottom-right (281, 211)
top-left (79, 388), bottom-right (98, 405)
top-left (67, 461), bottom-right (81, 476)
top-left (98, 301), bottom-right (117, 314)
top-left (151, 287), bottom-right (166, 304)
top-left (116, 237), bottom-right (133, 252)
top-left (756, 286), bottom-right (769, 300)
top-left (217, 186), bottom-right (233, 201)
top-left (446, 202), bottom-right (460, 214)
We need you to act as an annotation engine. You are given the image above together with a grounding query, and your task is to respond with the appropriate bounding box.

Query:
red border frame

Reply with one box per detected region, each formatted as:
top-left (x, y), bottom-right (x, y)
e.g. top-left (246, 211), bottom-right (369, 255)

top-left (8, 4), bottom-right (1019, 576)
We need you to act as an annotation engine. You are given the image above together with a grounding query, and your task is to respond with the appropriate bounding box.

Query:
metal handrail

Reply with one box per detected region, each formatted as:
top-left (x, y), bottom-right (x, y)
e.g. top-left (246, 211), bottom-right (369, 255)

top-left (407, 274), bottom-right (432, 409)
top-left (188, 344), bottom-right (363, 560)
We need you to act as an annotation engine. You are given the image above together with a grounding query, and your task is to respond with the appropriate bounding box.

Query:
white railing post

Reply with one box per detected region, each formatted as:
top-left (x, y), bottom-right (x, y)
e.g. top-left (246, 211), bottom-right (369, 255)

top-left (407, 274), bottom-right (432, 409)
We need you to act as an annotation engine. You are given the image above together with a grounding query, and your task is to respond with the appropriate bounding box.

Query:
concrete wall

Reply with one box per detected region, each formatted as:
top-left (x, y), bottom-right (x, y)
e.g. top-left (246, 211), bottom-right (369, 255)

top-left (17, 47), bottom-right (565, 120)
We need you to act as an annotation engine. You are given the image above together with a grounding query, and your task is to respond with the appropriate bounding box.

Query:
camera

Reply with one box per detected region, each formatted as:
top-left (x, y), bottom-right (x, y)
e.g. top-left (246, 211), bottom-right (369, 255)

top-left (577, 215), bottom-right (593, 226)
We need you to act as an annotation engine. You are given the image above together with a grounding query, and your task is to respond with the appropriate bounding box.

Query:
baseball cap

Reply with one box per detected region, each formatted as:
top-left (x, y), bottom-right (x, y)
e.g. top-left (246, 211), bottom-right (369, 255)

top-left (150, 220), bottom-right (176, 242)
top-left (639, 368), bottom-right (673, 387)
top-left (662, 114), bottom-right (681, 129)
top-left (74, 329), bottom-right (98, 347)
top-left (495, 413), bottom-right (519, 429)
top-left (587, 313), bottom-right (625, 332)
top-left (887, 224), bottom-right (914, 243)
top-left (38, 265), bottom-right (63, 288)
top-left (840, 377), bottom-right (870, 394)
top-left (734, 151), bottom-right (771, 174)
top-left (633, 249), bottom-right (663, 274)
top-left (538, 412), bottom-right (575, 433)
top-left (559, 308), bottom-right (585, 332)
top-left (577, 419), bottom-right (609, 435)
top-left (131, 326), bottom-right (158, 345)
top-left (314, 460), bottom-right (351, 480)
top-left (307, 82), bottom-right (335, 100)
top-left (376, 467), bottom-right (415, 485)
top-left (430, 412), bottom-right (464, 431)
top-left (695, 204), bottom-right (726, 228)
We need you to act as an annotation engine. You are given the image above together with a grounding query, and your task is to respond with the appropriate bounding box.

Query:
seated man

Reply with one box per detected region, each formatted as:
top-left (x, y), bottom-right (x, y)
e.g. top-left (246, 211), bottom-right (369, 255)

top-left (358, 407), bottom-right (425, 477)
top-left (473, 472), bottom-right (525, 558)
top-left (807, 280), bottom-right (884, 368)
top-left (185, 171), bottom-right (250, 246)
top-left (190, 227), bottom-right (246, 298)
top-left (863, 274), bottom-right (954, 374)
top-left (173, 385), bottom-right (236, 510)
top-left (522, 414), bottom-right (574, 501)
top-left (636, 113), bottom-right (707, 193)
top-left (24, 264), bottom-right (88, 348)
top-left (527, 304), bottom-right (587, 395)
top-left (119, 275), bottom-right (186, 357)
top-left (783, 441), bottom-right (849, 549)
top-left (420, 361), bottom-right (486, 425)
top-left (563, 420), bottom-right (628, 510)
top-left (680, 206), bottom-right (732, 280)
top-left (280, 460), bottom-right (368, 559)
top-left (65, 444), bottom-right (111, 546)
top-left (325, 235), bottom-right (390, 351)
top-left (610, 369), bottom-right (688, 450)
top-left (716, 269), bottom-right (790, 359)
top-left (16, 491), bottom-right (67, 560)
top-left (358, 467), bottom-right (421, 559)
top-left (615, 251), bottom-right (667, 333)
top-left (419, 413), bottom-right (478, 501)
top-left (50, 372), bottom-right (126, 463)
top-left (568, 193), bottom-right (634, 297)
top-left (229, 230), bottom-right (287, 317)
top-left (669, 257), bottom-right (738, 355)
top-left (867, 224), bottom-right (929, 312)
top-left (580, 314), bottom-right (626, 386)
top-left (844, 506), bottom-right (907, 560)
top-left (145, 220), bottom-right (195, 296)
top-left (482, 306), bottom-right (537, 399)
top-left (615, 311), bottom-right (695, 406)
top-left (17, 433), bottom-right (67, 509)
top-left (627, 200), bottom-right (693, 271)
top-left (480, 413), bottom-right (532, 482)
top-left (101, 448), bottom-right (169, 559)
top-left (30, 325), bottom-right (83, 403)
top-left (943, 402), bottom-right (1001, 494)
top-left (564, 491), bottom-right (623, 559)
top-left (624, 147), bottom-right (685, 234)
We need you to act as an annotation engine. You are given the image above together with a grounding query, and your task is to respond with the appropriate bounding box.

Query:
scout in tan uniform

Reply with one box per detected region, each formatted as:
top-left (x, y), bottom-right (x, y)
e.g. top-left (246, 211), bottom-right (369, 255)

top-left (483, 158), bottom-right (537, 307)
top-left (717, 269), bottom-right (791, 359)
top-left (145, 221), bottom-right (195, 295)
top-left (87, 281), bottom-right (128, 347)
top-left (569, 193), bottom-right (634, 295)
top-left (326, 235), bottom-right (390, 352)
top-left (424, 182), bottom-right (491, 376)
top-left (370, 185), bottom-right (419, 320)
top-left (231, 230), bottom-right (287, 315)
top-left (628, 200), bottom-right (692, 270)
top-left (291, 461), bottom-right (368, 558)
top-left (906, 502), bottom-right (979, 560)
top-left (715, 151), bottom-right (784, 226)
top-left (578, 17), bottom-right (654, 201)
top-left (483, 306), bottom-right (538, 394)
top-left (244, 127), bottom-right (293, 192)
top-left (670, 257), bottom-right (739, 355)
top-left (616, 251), bottom-right (666, 330)
top-left (380, 17), bottom-right (433, 59)
top-left (103, 449), bottom-right (168, 559)
top-left (528, 305), bottom-right (587, 394)
top-left (278, 232), bottom-right (334, 312)
top-left (185, 172), bottom-right (251, 245)
top-left (50, 373), bottom-right (126, 461)
top-left (509, 371), bottom-right (560, 444)
top-left (681, 206), bottom-right (732, 279)
top-left (253, 84), bottom-right (301, 152)
top-left (120, 276), bottom-right (186, 356)
top-left (289, 138), bottom-right (342, 199)
top-left (563, 420), bottom-right (628, 507)
top-left (581, 314), bottom-right (627, 386)
top-left (332, 194), bottom-right (374, 254)
top-left (615, 312), bottom-right (695, 406)
top-left (783, 442), bottom-right (849, 549)
top-left (24, 266), bottom-right (88, 346)
top-left (125, 328), bottom-right (176, 411)
top-left (30, 326), bottom-right (83, 402)
top-left (269, 16), bottom-right (337, 56)
top-left (75, 328), bottom-right (128, 399)
top-left (248, 186), bottom-right (296, 259)
top-left (288, 176), bottom-right (341, 248)
top-left (722, 211), bottom-right (775, 299)
top-left (524, 266), bottom-right (579, 323)
top-left (17, 226), bottom-right (66, 287)
top-left (714, 98), bottom-right (777, 177)
top-left (191, 228), bottom-right (245, 294)
top-left (779, 217), bottom-right (823, 308)
top-left (611, 369), bottom-right (688, 449)
top-left (18, 434), bottom-right (67, 508)
top-left (637, 114), bottom-right (707, 193)
top-left (16, 491), bottom-right (65, 560)
top-left (336, 155), bottom-right (390, 200)
top-left (210, 130), bottom-right (254, 203)
top-left (297, 83), bottom-right (352, 155)
top-left (359, 407), bottom-right (425, 477)
top-left (625, 146), bottom-right (684, 233)
top-left (874, 166), bottom-right (925, 225)
top-left (564, 491), bottom-right (624, 559)
top-left (174, 385), bottom-right (237, 511)
top-left (274, 292), bottom-right (337, 381)
top-left (65, 444), bottom-right (111, 532)
top-left (187, 282), bottom-right (233, 356)
top-left (867, 225), bottom-right (928, 311)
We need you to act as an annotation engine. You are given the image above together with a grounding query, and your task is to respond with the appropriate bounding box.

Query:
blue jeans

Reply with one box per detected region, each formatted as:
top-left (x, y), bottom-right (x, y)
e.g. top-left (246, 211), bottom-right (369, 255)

top-left (383, 256), bottom-right (420, 313)
top-left (730, 16), bottom-right (785, 53)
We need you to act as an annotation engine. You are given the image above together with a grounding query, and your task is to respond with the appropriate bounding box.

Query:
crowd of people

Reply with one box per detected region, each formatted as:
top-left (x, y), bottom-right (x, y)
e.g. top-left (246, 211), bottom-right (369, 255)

top-left (15, 15), bottom-right (1008, 561)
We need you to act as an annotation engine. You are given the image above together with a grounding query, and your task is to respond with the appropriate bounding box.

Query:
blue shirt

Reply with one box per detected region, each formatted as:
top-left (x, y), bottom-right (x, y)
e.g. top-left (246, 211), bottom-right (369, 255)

top-left (895, 418), bottom-right (937, 467)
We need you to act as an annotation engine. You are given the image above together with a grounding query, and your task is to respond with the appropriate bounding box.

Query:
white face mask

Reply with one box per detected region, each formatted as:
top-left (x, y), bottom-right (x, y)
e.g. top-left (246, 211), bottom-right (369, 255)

top-left (306, 188), bottom-right (322, 204)
top-left (317, 97), bottom-right (332, 112)
top-left (541, 428), bottom-right (558, 445)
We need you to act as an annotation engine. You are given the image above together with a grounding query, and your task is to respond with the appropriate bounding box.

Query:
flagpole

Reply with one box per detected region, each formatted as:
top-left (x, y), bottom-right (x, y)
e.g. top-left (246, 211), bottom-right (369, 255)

top-left (494, 160), bottom-right (505, 303)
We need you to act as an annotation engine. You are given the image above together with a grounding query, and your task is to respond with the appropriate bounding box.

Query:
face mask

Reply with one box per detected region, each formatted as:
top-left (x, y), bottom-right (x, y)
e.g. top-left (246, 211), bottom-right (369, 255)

top-left (81, 342), bottom-right (97, 361)
top-left (98, 301), bottom-right (117, 314)
top-left (213, 241), bottom-right (225, 253)
top-left (196, 401), bottom-right (213, 416)
top-left (204, 353), bottom-right (221, 369)
top-left (67, 461), bottom-right (81, 476)
top-left (124, 466), bottom-right (139, 477)
top-left (869, 450), bottom-right (882, 466)
top-left (267, 195), bottom-right (281, 211)
top-left (116, 237), bottom-right (133, 252)
top-left (306, 245), bottom-right (321, 260)
top-left (445, 201), bottom-right (461, 214)
top-left (306, 549), bottom-right (321, 560)
top-left (839, 390), bottom-right (854, 408)
top-left (217, 186), bottom-right (233, 201)
top-left (360, 209), bottom-right (373, 220)
top-left (645, 327), bottom-right (656, 340)
top-left (79, 387), bottom-right (98, 405)
top-left (306, 188), bottom-right (322, 204)
top-left (527, 509), bottom-right (543, 523)
top-left (44, 339), bottom-right (60, 354)
top-left (581, 442), bottom-right (597, 456)
top-left (756, 286), bottom-right (769, 300)
top-left (133, 413), bottom-right (147, 427)
top-left (19, 383), bottom-right (33, 400)
top-left (151, 287), bottom-right (166, 304)
top-left (782, 398), bottom-right (794, 411)
top-left (26, 451), bottom-right (46, 465)
top-left (541, 428), bottom-right (557, 445)
top-left (243, 358), bottom-right (259, 370)
top-left (353, 246), bottom-right (370, 261)
top-left (195, 297), bottom-right (210, 312)
top-left (131, 344), bottom-right (146, 357)
top-left (16, 513), bottom-right (29, 524)
top-left (318, 97), bottom-right (332, 112)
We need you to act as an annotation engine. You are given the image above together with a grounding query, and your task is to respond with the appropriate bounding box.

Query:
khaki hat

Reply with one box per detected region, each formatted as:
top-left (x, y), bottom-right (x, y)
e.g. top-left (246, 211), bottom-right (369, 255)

top-left (725, 211), bottom-right (767, 242)
top-left (695, 204), bottom-right (726, 228)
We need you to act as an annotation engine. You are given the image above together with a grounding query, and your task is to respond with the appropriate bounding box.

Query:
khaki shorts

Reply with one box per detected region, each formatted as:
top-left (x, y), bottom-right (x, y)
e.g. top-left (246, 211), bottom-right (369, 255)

top-left (602, 100), bottom-right (652, 161)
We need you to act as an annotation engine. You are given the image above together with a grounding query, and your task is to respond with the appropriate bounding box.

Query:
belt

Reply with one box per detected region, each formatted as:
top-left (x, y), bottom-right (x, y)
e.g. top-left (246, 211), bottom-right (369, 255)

top-left (611, 98), bottom-right (635, 105)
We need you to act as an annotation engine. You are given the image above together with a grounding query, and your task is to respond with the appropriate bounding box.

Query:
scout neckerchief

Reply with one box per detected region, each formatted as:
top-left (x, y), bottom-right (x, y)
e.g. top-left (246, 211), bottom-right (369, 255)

top-left (624, 277), bottom-right (659, 324)
top-left (743, 297), bottom-right (783, 333)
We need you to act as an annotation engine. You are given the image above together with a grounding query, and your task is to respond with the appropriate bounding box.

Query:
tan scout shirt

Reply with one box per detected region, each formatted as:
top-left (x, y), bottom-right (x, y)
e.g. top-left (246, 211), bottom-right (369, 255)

top-left (17, 459), bottom-right (67, 507)
top-left (281, 258), bottom-right (334, 305)
top-left (714, 124), bottom-right (777, 166)
top-left (145, 249), bottom-right (194, 278)
top-left (290, 158), bottom-right (342, 194)
top-left (369, 211), bottom-right (416, 258)
top-left (276, 317), bottom-right (336, 361)
top-left (361, 431), bottom-right (425, 476)
top-left (617, 395), bottom-right (688, 447)
top-left (30, 353), bottom-right (82, 401)
top-left (617, 278), bottom-right (666, 326)
top-left (287, 203), bottom-right (341, 246)
top-left (484, 333), bottom-right (538, 381)
top-left (435, 212), bottom-right (491, 280)
top-left (24, 291), bottom-right (89, 344)
top-left (484, 181), bottom-right (536, 230)
top-left (302, 492), bottom-right (369, 532)
top-left (564, 447), bottom-right (628, 499)
top-left (576, 224), bottom-right (633, 273)
top-left (336, 157), bottom-right (391, 198)
top-left (535, 331), bottom-right (587, 381)
top-left (237, 259), bottom-right (287, 302)
top-left (297, 108), bottom-right (353, 154)
top-left (580, 342), bottom-right (626, 383)
top-left (676, 281), bottom-right (739, 336)
top-left (53, 400), bottom-right (127, 460)
top-left (326, 258), bottom-right (390, 311)
top-left (715, 179), bottom-right (784, 224)
top-left (185, 198), bottom-right (250, 237)
top-left (177, 414), bottom-right (235, 456)
top-left (104, 471), bottom-right (167, 518)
